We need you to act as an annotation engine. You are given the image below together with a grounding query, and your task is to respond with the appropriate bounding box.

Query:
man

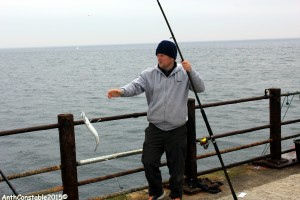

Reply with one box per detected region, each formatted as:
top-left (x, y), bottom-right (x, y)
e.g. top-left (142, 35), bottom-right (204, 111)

top-left (107, 40), bottom-right (205, 200)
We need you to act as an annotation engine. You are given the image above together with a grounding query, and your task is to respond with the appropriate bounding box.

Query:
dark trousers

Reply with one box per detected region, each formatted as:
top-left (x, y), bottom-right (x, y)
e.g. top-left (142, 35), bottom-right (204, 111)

top-left (142, 123), bottom-right (187, 199)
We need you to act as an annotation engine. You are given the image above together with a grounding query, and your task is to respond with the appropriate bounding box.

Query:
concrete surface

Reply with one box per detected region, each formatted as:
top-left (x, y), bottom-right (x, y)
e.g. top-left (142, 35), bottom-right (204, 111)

top-left (124, 161), bottom-right (300, 200)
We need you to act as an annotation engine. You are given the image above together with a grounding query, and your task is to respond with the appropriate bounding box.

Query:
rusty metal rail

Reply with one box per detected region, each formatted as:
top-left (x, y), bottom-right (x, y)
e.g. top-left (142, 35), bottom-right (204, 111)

top-left (199, 95), bottom-right (269, 109)
top-left (22, 138), bottom-right (273, 196)
top-left (0, 91), bottom-right (297, 137)
top-left (282, 119), bottom-right (300, 126)
top-left (0, 112), bottom-right (147, 137)
top-left (0, 123), bottom-right (272, 182)
top-left (24, 145), bottom-right (296, 197)
top-left (8, 131), bottom-right (300, 196)
top-left (1, 89), bottom-right (299, 199)
top-left (0, 123), bottom-right (59, 137)
top-left (0, 165), bottom-right (61, 182)
top-left (0, 95), bottom-right (273, 137)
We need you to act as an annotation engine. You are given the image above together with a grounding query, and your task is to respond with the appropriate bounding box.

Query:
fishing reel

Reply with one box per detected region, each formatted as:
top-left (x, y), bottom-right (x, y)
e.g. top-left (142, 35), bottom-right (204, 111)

top-left (196, 137), bottom-right (210, 149)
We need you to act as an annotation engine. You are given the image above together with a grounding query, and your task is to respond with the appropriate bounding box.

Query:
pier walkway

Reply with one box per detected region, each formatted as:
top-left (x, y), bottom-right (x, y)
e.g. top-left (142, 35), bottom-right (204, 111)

top-left (120, 158), bottom-right (300, 200)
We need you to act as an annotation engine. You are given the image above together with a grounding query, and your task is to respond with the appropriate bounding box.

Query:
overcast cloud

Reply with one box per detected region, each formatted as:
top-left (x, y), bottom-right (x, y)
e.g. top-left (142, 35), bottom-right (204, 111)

top-left (1, 0), bottom-right (299, 48)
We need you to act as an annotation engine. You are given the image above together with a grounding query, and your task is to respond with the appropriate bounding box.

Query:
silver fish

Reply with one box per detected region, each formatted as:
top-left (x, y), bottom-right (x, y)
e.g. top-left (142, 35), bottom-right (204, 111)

top-left (81, 111), bottom-right (100, 151)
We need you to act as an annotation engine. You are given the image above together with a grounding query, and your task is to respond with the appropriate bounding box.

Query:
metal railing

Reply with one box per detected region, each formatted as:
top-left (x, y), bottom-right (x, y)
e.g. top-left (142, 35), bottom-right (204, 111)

top-left (1, 88), bottom-right (299, 199)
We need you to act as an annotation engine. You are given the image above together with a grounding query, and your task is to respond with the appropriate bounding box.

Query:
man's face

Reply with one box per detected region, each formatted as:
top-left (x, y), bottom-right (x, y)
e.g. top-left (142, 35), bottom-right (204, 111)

top-left (157, 54), bottom-right (174, 69)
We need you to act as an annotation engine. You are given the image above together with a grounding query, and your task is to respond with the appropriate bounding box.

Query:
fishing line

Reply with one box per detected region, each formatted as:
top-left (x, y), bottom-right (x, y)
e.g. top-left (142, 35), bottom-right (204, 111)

top-left (156, 1), bottom-right (237, 199)
top-left (261, 93), bottom-right (295, 157)
top-left (260, 143), bottom-right (270, 157)
top-left (281, 96), bottom-right (288, 109)
top-left (281, 94), bottom-right (294, 121)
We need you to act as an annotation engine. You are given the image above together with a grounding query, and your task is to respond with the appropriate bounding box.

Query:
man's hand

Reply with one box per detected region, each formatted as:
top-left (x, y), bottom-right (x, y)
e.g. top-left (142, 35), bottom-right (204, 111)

top-left (181, 60), bottom-right (192, 72)
top-left (107, 89), bottom-right (123, 99)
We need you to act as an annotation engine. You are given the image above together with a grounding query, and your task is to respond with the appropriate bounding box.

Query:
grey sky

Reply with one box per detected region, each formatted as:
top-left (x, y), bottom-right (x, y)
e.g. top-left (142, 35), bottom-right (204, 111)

top-left (1, 0), bottom-right (300, 48)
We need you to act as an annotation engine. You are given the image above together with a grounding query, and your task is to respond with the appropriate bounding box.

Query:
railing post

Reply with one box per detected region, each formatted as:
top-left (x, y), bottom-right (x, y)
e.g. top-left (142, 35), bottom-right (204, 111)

top-left (58, 114), bottom-right (79, 200)
top-left (255, 88), bottom-right (290, 168)
top-left (269, 88), bottom-right (282, 161)
top-left (185, 98), bottom-right (197, 180)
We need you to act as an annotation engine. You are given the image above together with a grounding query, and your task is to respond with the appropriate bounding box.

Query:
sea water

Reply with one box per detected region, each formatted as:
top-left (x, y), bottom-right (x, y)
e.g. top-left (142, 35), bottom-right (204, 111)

top-left (0, 39), bottom-right (300, 198)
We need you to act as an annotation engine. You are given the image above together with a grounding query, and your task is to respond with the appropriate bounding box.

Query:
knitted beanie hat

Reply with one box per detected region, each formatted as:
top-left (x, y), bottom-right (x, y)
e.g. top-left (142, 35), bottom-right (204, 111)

top-left (155, 40), bottom-right (177, 59)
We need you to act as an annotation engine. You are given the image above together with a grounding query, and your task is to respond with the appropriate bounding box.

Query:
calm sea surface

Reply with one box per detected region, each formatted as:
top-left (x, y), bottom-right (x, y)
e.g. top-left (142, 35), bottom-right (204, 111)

top-left (0, 39), bottom-right (300, 198)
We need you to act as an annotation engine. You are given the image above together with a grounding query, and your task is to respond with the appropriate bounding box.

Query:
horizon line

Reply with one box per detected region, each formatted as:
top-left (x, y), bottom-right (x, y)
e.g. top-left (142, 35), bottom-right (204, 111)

top-left (1, 37), bottom-right (299, 50)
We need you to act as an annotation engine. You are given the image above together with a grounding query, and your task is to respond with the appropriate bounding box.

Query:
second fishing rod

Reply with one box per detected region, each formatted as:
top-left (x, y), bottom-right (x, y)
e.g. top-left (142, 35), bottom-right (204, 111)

top-left (156, 0), bottom-right (237, 199)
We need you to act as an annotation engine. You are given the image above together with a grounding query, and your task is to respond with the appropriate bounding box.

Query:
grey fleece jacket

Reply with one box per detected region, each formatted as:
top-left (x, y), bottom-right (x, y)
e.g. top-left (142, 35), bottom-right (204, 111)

top-left (121, 63), bottom-right (205, 131)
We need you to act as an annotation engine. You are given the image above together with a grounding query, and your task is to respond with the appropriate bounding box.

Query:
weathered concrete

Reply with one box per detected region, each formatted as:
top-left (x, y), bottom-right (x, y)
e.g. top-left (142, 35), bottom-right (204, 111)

top-left (122, 161), bottom-right (300, 200)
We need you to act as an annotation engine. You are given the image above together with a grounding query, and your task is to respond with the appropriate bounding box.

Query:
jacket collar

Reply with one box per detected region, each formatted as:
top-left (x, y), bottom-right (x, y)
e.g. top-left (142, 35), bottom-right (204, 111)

top-left (157, 62), bottom-right (178, 77)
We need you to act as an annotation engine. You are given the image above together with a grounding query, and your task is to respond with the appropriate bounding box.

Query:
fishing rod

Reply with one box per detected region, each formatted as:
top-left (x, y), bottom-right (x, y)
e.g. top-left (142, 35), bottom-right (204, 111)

top-left (156, 1), bottom-right (237, 199)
